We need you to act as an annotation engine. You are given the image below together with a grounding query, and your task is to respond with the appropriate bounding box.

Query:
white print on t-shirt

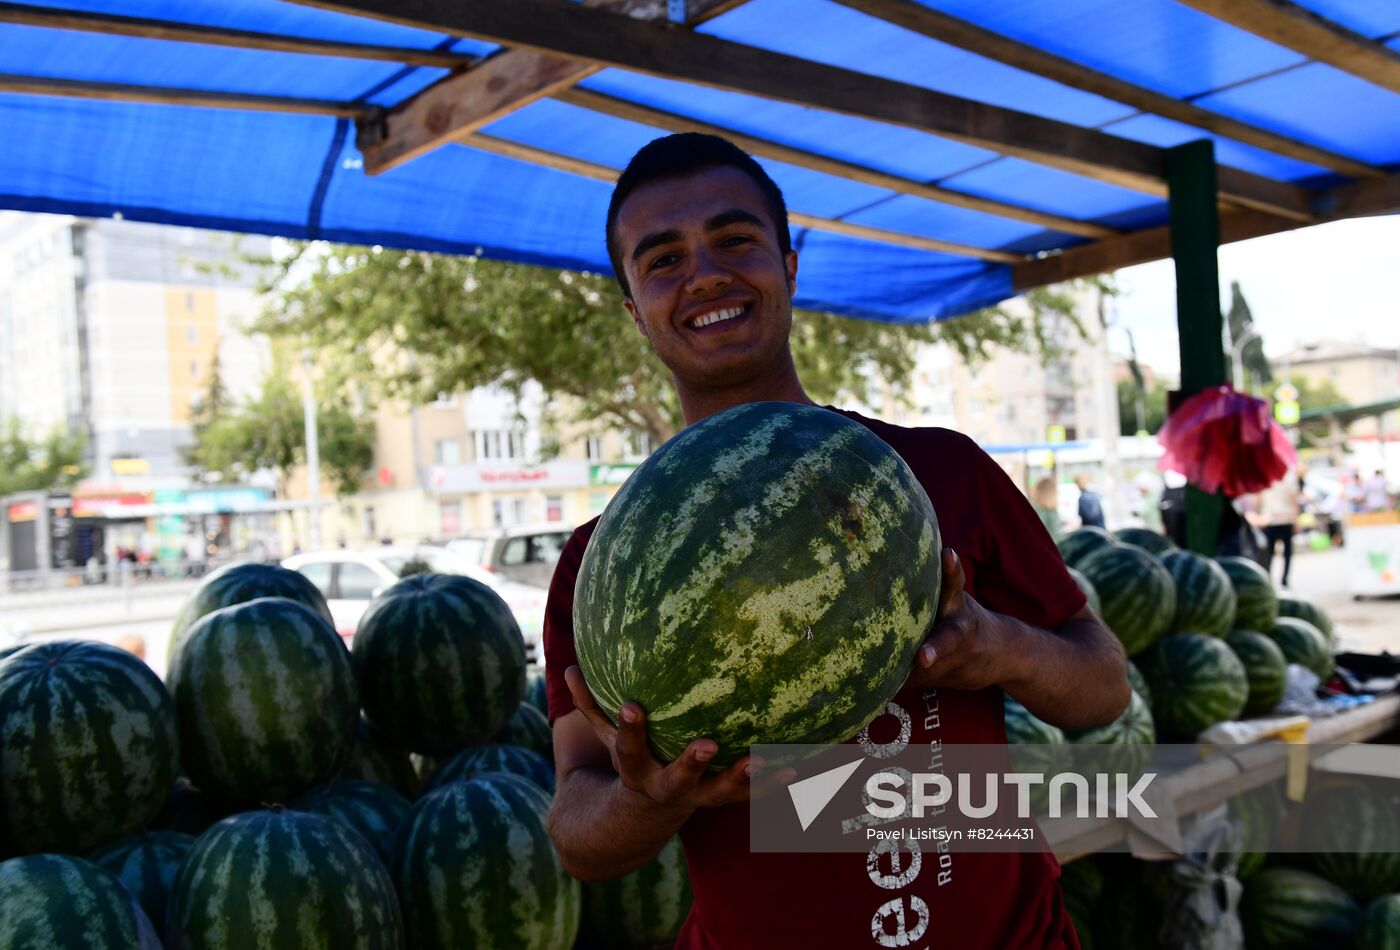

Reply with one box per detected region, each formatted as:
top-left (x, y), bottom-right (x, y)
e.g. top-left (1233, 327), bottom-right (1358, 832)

top-left (858, 689), bottom-right (951, 949)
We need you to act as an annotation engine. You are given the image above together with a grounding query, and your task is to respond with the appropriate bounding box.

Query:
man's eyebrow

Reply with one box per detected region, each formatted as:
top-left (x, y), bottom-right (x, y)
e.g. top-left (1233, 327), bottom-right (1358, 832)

top-left (706, 208), bottom-right (765, 232)
top-left (630, 229), bottom-right (680, 266)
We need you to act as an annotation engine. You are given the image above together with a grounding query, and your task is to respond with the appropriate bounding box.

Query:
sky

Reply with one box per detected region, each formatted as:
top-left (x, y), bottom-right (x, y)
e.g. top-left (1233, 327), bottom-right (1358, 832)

top-left (1108, 214), bottom-right (1400, 379)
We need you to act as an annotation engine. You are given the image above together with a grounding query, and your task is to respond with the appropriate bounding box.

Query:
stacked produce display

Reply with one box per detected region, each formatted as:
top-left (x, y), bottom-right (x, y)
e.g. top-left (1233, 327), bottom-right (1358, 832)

top-left (0, 563), bottom-right (693, 949)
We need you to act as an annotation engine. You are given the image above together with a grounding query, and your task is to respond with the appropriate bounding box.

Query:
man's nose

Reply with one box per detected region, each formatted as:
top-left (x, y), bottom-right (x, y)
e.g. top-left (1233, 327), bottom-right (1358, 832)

top-left (684, 246), bottom-right (731, 294)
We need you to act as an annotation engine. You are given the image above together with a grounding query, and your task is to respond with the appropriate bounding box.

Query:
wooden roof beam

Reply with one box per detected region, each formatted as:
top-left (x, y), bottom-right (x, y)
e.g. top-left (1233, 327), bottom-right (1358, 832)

top-left (458, 133), bottom-right (1025, 264)
top-left (0, 2), bottom-right (475, 68)
top-left (556, 88), bottom-right (1118, 239)
top-left (830, 0), bottom-right (1381, 180)
top-left (0, 73), bottom-right (366, 117)
top-left (1178, 0), bottom-right (1400, 96)
top-left (352, 0), bottom-right (748, 174)
top-left (299, 0), bottom-right (1315, 222)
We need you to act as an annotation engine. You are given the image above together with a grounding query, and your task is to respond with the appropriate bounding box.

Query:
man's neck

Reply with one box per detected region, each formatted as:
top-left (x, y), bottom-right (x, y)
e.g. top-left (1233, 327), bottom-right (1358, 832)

top-left (676, 365), bottom-right (816, 426)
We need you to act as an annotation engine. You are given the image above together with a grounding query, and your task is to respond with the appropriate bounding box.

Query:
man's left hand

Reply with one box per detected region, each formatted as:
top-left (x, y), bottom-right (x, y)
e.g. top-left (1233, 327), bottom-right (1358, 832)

top-left (905, 548), bottom-right (1022, 692)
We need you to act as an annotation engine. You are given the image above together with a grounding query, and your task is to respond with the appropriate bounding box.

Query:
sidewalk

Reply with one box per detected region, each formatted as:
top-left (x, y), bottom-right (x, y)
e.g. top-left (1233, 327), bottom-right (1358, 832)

top-left (1284, 545), bottom-right (1399, 655)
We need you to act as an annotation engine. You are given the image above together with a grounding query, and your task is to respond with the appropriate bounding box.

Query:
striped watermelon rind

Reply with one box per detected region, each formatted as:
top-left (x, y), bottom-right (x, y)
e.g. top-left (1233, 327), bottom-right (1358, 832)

top-left (86, 831), bottom-right (194, 942)
top-left (147, 775), bottom-right (233, 837)
top-left (1112, 527), bottom-right (1175, 555)
top-left (0, 640), bottom-right (179, 855)
top-left (1362, 894), bottom-right (1400, 950)
top-left (494, 703), bottom-right (553, 757)
top-left (1160, 550), bottom-right (1237, 637)
top-left (422, 743), bottom-right (556, 796)
top-left (289, 779), bottom-right (412, 865)
top-left (1225, 629), bottom-right (1288, 717)
top-left (1231, 780), bottom-right (1284, 880)
top-left (354, 573), bottom-right (528, 757)
top-left (1267, 617), bottom-right (1334, 680)
top-left (1302, 782), bottom-right (1400, 901)
top-left (170, 597), bottom-right (358, 804)
top-left (0, 854), bottom-right (162, 949)
top-left (1003, 695), bottom-right (1065, 745)
top-left (574, 402), bottom-right (940, 766)
top-left (1057, 526), bottom-right (1117, 569)
top-left (1277, 594), bottom-right (1334, 642)
top-left (167, 561), bottom-right (333, 666)
top-left (1138, 632), bottom-right (1248, 738)
top-left (1077, 545), bottom-right (1176, 656)
top-left (339, 717), bottom-right (420, 800)
top-left (1065, 566), bottom-right (1101, 617)
top-left (525, 669), bottom-right (549, 716)
top-left (1241, 868), bottom-right (1361, 950)
top-left (167, 808), bottom-right (403, 948)
top-left (1126, 660), bottom-right (1152, 708)
top-left (579, 836), bottom-right (693, 950)
top-left (391, 772), bottom-right (580, 949)
top-left (1217, 556), bottom-right (1279, 634)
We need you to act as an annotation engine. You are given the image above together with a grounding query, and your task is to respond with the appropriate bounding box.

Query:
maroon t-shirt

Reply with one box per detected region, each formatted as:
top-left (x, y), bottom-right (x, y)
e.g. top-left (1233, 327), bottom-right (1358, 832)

top-left (545, 408), bottom-right (1087, 949)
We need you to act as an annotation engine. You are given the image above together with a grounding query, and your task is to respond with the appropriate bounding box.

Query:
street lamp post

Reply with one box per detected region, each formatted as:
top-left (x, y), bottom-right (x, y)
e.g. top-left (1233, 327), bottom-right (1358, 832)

top-left (1229, 328), bottom-right (1261, 392)
top-left (301, 345), bottom-right (322, 551)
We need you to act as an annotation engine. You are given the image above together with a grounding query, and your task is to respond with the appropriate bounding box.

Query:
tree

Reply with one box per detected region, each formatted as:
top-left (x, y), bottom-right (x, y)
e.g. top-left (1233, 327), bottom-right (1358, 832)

top-left (1289, 373), bottom-right (1350, 450)
top-left (1117, 378), bottom-right (1169, 436)
top-left (254, 244), bottom-right (1095, 446)
top-left (0, 418), bottom-right (88, 496)
top-left (1226, 281), bottom-right (1272, 392)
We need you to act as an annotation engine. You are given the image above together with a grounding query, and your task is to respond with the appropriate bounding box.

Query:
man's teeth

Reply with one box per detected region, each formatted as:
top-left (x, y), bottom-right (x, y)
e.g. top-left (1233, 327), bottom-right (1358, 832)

top-left (694, 306), bottom-right (743, 328)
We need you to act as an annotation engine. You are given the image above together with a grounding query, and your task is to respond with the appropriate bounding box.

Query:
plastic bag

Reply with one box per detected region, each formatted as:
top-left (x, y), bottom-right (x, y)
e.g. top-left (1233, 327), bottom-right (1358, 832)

top-left (1158, 386), bottom-right (1297, 496)
top-left (1158, 806), bottom-right (1245, 950)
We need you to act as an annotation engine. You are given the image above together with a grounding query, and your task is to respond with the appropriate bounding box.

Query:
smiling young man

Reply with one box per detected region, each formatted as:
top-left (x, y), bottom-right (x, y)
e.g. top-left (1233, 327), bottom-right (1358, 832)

top-left (544, 133), bottom-right (1129, 949)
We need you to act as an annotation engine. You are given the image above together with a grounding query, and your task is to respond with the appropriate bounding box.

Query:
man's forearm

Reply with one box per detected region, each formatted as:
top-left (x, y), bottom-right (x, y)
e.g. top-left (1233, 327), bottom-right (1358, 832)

top-left (999, 615), bottom-right (1130, 732)
top-left (547, 765), bottom-right (692, 882)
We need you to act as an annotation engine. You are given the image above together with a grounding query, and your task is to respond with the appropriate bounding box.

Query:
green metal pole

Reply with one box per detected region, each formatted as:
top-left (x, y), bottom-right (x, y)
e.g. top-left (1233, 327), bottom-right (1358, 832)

top-left (1166, 140), bottom-right (1227, 556)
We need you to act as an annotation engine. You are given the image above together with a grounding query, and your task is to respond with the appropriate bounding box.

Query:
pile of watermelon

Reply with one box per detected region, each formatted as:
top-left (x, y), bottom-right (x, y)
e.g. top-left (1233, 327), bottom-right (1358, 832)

top-left (0, 563), bottom-right (692, 949)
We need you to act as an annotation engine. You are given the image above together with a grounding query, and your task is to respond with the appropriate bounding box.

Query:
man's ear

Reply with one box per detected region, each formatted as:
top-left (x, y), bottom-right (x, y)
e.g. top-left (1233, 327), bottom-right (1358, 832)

top-left (784, 250), bottom-right (799, 297)
top-left (624, 298), bottom-right (649, 339)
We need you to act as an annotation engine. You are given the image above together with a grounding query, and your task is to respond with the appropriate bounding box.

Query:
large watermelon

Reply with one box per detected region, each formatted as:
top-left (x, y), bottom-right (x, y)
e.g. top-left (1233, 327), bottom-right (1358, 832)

top-left (1160, 550), bottom-right (1236, 636)
top-left (1057, 526), bottom-right (1117, 568)
top-left (1277, 594), bottom-right (1334, 642)
top-left (495, 703), bottom-right (552, 757)
top-left (1113, 527), bottom-right (1174, 556)
top-left (1241, 868), bottom-right (1361, 950)
top-left (86, 831), bottom-right (194, 942)
top-left (1065, 566), bottom-right (1101, 616)
top-left (1059, 858), bottom-right (1104, 950)
top-left (290, 779), bottom-right (411, 864)
top-left (578, 836), bottom-right (693, 950)
top-left (1137, 633), bottom-right (1248, 738)
top-left (525, 669), bottom-right (549, 716)
top-left (1363, 895), bottom-right (1400, 950)
top-left (1303, 782), bottom-right (1400, 900)
top-left (167, 561), bottom-right (333, 665)
top-left (574, 402), bottom-right (940, 766)
top-left (1126, 659), bottom-right (1152, 707)
top-left (0, 854), bottom-right (161, 949)
top-left (148, 775), bottom-right (233, 837)
top-left (167, 808), bottom-right (403, 949)
top-left (1003, 695), bottom-right (1066, 746)
top-left (1267, 617), bottom-right (1334, 680)
top-left (354, 574), bottom-right (527, 757)
top-left (339, 717), bottom-right (420, 800)
top-left (1217, 556), bottom-right (1278, 633)
top-left (0, 640), bottom-right (178, 855)
top-left (1077, 544), bottom-right (1176, 656)
top-left (1066, 689), bottom-right (1155, 747)
top-left (392, 772), bottom-right (580, 949)
top-left (421, 744), bottom-right (555, 796)
top-left (1224, 629), bottom-right (1288, 716)
top-left (169, 597), bottom-right (358, 804)
top-left (1232, 781), bottom-right (1285, 879)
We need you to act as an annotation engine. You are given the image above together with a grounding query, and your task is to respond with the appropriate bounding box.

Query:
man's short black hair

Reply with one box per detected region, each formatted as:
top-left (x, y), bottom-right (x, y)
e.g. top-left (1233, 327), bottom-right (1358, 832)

top-left (605, 133), bottom-right (791, 298)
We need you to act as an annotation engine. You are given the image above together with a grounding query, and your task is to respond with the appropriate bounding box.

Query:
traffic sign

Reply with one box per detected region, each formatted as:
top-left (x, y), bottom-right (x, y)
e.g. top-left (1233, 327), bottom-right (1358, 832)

top-left (1274, 400), bottom-right (1301, 425)
top-left (1046, 424), bottom-right (1066, 444)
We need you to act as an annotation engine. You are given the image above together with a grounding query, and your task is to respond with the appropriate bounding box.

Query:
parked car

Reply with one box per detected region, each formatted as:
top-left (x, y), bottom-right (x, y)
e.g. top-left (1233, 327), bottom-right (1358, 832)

top-left (444, 525), bottom-right (574, 589)
top-left (281, 546), bottom-right (547, 661)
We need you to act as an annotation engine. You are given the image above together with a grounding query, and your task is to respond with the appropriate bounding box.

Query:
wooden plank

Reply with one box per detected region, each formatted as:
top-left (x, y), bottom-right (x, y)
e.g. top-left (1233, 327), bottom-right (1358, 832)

top-left (0, 2), bottom-right (475, 67)
top-left (557, 88), bottom-right (1118, 239)
top-left (829, 0), bottom-right (1380, 181)
top-left (359, 0), bottom-right (747, 174)
top-left (459, 132), bottom-right (1025, 263)
top-left (297, 0), bottom-right (1315, 220)
top-left (0, 73), bottom-right (365, 117)
top-left (1179, 0), bottom-right (1400, 96)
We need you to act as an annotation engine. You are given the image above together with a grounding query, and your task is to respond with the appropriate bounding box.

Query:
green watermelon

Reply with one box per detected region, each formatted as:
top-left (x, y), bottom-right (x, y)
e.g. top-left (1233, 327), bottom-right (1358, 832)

top-left (422, 744), bottom-right (555, 795)
top-left (169, 597), bottom-right (358, 804)
top-left (1077, 544), bottom-right (1176, 656)
top-left (0, 854), bottom-right (161, 948)
top-left (525, 669), bottom-right (549, 716)
top-left (148, 776), bottom-right (234, 837)
top-left (354, 573), bottom-right (527, 757)
top-left (1277, 594), bottom-right (1334, 642)
top-left (1113, 527), bottom-right (1174, 555)
top-left (574, 402), bottom-right (940, 766)
top-left (290, 779), bottom-right (411, 864)
top-left (1067, 689), bottom-right (1155, 746)
top-left (1059, 858), bottom-right (1104, 950)
top-left (1095, 855), bottom-right (1169, 950)
top-left (1225, 629), bottom-right (1288, 716)
top-left (495, 702), bottom-right (552, 757)
top-left (167, 561), bottom-right (333, 665)
top-left (0, 643), bottom-right (30, 663)
top-left (1057, 526), bottom-right (1117, 569)
top-left (1267, 617), bottom-right (1334, 680)
top-left (0, 640), bottom-right (178, 855)
top-left (1137, 633), bottom-right (1248, 738)
top-left (1065, 566), bottom-right (1102, 616)
top-left (1217, 556), bottom-right (1278, 633)
top-left (340, 717), bottom-right (420, 800)
top-left (1232, 780), bottom-right (1285, 880)
top-left (167, 808), bottom-right (402, 948)
top-left (1362, 895), bottom-right (1400, 950)
top-left (1003, 695), bottom-right (1066, 745)
top-left (1303, 783), bottom-right (1400, 900)
top-left (86, 831), bottom-right (194, 941)
top-left (578, 836), bottom-right (693, 950)
top-left (1126, 659), bottom-right (1152, 708)
top-left (1241, 868), bottom-right (1360, 949)
top-left (392, 772), bottom-right (580, 949)
top-left (1160, 550), bottom-right (1237, 636)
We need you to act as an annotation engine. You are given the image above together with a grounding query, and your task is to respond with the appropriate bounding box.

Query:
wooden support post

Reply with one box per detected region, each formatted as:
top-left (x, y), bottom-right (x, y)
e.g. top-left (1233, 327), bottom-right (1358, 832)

top-left (1167, 140), bottom-right (1228, 556)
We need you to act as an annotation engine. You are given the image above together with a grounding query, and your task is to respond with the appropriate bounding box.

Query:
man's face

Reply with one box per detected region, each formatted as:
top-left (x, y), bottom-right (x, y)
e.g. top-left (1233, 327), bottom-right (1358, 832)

top-left (614, 166), bottom-right (798, 391)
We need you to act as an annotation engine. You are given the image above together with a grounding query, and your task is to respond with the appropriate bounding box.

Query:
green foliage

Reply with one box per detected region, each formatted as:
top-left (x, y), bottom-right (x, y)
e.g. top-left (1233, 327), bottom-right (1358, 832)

top-left (1118, 378), bottom-right (1169, 435)
top-left (1290, 373), bottom-right (1351, 449)
top-left (253, 244), bottom-right (1095, 446)
top-left (1227, 281), bottom-right (1272, 390)
top-left (0, 418), bottom-right (88, 496)
top-left (395, 558), bottom-right (433, 579)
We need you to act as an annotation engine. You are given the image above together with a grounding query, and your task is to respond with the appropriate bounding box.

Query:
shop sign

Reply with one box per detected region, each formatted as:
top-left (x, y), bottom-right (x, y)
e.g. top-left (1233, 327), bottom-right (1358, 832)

top-left (6, 501), bottom-right (37, 523)
top-left (590, 464), bottom-right (639, 486)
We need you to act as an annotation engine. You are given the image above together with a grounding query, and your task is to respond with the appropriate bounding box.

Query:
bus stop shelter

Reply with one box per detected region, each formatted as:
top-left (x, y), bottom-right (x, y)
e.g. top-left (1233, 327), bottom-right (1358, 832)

top-left (2, 0), bottom-right (1398, 550)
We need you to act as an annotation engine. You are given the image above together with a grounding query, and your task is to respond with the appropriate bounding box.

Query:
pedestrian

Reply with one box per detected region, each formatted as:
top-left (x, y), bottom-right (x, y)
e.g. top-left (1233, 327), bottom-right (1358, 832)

top-left (1362, 469), bottom-right (1391, 513)
top-left (543, 134), bottom-right (1129, 949)
top-left (1252, 469), bottom-right (1302, 587)
top-left (1031, 475), bottom-right (1062, 540)
top-left (1075, 473), bottom-right (1105, 528)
